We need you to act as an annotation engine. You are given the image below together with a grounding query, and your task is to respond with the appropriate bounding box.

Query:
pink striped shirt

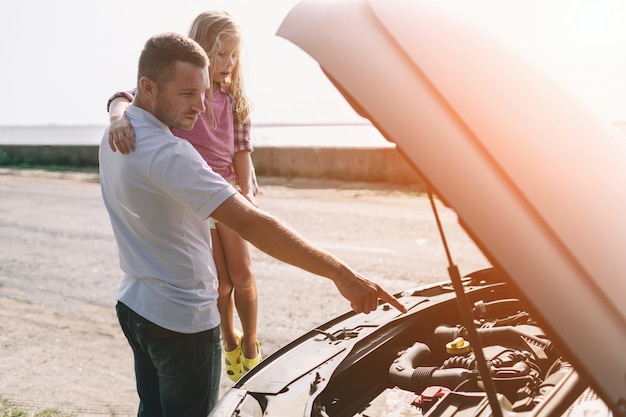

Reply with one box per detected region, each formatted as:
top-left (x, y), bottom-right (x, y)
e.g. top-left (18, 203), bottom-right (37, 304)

top-left (172, 88), bottom-right (252, 181)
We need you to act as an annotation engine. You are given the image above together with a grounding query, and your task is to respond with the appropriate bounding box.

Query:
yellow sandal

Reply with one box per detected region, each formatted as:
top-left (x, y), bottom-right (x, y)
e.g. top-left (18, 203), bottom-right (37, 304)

top-left (223, 329), bottom-right (243, 382)
top-left (242, 340), bottom-right (262, 373)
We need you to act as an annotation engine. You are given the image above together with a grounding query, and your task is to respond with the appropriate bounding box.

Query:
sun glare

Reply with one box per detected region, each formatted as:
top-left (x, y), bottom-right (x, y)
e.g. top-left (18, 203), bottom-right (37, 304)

top-left (532, 0), bottom-right (626, 71)
top-left (572, 1), bottom-right (613, 42)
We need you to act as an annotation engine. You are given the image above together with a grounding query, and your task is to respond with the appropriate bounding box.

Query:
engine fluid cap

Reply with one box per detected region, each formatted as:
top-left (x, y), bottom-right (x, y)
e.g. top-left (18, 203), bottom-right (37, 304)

top-left (446, 336), bottom-right (471, 354)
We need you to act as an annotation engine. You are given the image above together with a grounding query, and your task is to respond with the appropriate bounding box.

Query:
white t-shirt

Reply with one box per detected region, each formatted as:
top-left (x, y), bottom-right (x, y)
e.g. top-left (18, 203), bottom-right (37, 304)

top-left (99, 105), bottom-right (237, 333)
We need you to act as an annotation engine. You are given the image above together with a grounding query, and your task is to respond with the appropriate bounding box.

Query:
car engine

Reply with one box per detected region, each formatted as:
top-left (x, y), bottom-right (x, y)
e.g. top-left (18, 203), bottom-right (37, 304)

top-left (352, 297), bottom-right (607, 417)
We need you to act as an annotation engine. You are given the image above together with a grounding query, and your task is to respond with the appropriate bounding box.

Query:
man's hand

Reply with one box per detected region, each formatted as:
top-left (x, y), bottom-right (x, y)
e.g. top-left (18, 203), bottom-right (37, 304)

top-left (334, 272), bottom-right (408, 314)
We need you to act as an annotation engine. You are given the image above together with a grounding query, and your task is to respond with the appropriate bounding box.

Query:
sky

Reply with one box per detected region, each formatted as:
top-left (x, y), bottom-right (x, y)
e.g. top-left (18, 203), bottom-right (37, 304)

top-left (2, 0), bottom-right (626, 126)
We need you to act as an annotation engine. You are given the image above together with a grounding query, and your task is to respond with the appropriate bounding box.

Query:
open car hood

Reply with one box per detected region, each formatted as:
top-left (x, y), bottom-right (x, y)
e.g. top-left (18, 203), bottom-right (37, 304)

top-left (277, 0), bottom-right (626, 411)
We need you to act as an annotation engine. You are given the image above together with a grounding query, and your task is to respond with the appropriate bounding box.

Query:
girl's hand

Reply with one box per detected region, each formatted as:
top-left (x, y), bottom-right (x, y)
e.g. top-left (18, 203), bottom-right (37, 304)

top-left (241, 191), bottom-right (259, 208)
top-left (108, 117), bottom-right (136, 154)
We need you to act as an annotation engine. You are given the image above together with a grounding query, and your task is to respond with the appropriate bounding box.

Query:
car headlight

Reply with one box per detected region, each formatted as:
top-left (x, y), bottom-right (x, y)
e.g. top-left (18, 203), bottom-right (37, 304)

top-left (209, 388), bottom-right (263, 417)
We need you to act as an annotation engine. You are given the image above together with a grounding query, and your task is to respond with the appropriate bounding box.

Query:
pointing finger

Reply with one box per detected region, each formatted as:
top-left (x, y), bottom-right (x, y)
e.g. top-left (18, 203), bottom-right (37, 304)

top-left (377, 286), bottom-right (407, 313)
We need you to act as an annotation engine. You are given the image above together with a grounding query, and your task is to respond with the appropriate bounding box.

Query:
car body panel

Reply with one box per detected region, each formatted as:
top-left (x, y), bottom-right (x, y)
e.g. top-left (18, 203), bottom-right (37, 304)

top-left (240, 294), bottom-right (442, 395)
top-left (276, 0), bottom-right (626, 411)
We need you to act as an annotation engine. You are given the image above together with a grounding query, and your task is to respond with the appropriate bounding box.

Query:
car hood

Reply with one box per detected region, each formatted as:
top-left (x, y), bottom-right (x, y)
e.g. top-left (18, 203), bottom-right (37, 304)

top-left (277, 0), bottom-right (626, 411)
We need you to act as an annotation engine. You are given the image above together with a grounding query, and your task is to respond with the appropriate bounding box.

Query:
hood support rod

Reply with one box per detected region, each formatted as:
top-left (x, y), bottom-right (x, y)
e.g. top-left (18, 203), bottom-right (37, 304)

top-left (427, 188), bottom-right (503, 417)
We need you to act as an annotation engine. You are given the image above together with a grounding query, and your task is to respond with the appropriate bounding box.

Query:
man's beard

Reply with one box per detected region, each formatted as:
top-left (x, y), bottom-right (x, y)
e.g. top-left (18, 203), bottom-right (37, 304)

top-left (153, 95), bottom-right (196, 131)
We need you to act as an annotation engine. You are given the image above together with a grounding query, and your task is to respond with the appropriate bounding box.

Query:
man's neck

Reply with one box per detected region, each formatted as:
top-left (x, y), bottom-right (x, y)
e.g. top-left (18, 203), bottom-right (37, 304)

top-left (132, 95), bottom-right (150, 112)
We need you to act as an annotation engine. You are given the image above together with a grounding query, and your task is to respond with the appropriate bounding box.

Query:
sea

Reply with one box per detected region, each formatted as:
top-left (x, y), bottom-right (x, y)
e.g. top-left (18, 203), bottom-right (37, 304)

top-left (0, 123), bottom-right (394, 148)
top-left (2, 122), bottom-right (624, 148)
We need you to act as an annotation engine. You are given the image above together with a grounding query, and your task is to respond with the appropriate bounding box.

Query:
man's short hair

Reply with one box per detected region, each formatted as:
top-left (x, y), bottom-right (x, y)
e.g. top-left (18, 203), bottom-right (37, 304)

top-left (137, 32), bottom-right (210, 89)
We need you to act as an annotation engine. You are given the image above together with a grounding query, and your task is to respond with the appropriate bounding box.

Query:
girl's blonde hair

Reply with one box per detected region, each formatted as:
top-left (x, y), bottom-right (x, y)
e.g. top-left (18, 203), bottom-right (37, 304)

top-left (188, 11), bottom-right (251, 126)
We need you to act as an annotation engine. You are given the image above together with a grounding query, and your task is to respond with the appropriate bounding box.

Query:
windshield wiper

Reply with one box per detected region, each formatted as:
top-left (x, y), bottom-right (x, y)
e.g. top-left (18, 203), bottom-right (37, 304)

top-left (427, 188), bottom-right (503, 417)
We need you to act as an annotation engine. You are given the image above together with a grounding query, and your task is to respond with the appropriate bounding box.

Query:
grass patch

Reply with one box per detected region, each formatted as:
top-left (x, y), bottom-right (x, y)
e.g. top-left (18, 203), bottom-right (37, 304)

top-left (1, 164), bottom-right (95, 173)
top-left (0, 396), bottom-right (74, 417)
top-left (0, 146), bottom-right (99, 169)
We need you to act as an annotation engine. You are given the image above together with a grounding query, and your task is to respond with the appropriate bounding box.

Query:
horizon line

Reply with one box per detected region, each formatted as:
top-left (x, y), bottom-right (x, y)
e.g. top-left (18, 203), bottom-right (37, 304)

top-left (0, 121), bottom-right (374, 128)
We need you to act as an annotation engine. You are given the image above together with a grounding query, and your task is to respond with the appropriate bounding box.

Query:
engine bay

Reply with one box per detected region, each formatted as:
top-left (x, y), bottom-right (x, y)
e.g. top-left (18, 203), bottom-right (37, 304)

top-left (308, 278), bottom-right (604, 417)
top-left (363, 303), bottom-right (572, 416)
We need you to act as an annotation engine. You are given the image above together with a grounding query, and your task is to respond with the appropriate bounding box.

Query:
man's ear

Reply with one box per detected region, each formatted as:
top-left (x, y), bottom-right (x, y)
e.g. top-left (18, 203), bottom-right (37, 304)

top-left (139, 76), bottom-right (156, 100)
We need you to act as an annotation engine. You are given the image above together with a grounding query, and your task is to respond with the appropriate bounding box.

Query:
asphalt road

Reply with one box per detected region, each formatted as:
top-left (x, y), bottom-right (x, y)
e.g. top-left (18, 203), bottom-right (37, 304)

top-left (0, 168), bottom-right (490, 348)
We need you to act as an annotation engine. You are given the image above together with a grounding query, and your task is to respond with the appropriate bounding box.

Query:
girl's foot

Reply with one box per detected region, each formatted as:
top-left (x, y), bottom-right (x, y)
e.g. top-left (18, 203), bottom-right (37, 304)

top-left (242, 340), bottom-right (262, 373)
top-left (222, 329), bottom-right (243, 382)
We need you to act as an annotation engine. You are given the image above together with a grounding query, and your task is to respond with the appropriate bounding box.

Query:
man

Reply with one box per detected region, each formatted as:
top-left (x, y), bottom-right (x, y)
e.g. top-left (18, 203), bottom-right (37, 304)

top-left (99, 32), bottom-right (406, 417)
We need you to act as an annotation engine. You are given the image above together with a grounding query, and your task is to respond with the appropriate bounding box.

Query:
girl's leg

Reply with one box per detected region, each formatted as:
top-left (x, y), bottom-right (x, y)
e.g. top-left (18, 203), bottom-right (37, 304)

top-left (212, 228), bottom-right (237, 351)
top-left (213, 227), bottom-right (245, 381)
top-left (215, 222), bottom-right (259, 360)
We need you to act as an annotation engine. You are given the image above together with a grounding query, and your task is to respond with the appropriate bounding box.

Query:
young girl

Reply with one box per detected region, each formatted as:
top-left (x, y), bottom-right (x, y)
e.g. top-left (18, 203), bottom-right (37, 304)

top-left (107, 10), bottom-right (261, 382)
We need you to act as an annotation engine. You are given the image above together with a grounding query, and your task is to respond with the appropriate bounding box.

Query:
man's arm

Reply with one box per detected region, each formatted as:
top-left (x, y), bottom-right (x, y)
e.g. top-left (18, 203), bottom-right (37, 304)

top-left (211, 194), bottom-right (408, 314)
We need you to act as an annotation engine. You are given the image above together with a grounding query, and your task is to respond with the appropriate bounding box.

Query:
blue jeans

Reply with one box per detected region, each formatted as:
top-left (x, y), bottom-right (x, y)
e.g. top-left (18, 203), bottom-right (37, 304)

top-left (116, 302), bottom-right (221, 417)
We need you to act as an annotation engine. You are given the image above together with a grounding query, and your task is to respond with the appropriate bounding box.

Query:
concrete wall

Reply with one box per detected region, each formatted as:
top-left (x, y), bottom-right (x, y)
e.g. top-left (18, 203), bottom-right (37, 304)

top-left (0, 144), bottom-right (422, 186)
